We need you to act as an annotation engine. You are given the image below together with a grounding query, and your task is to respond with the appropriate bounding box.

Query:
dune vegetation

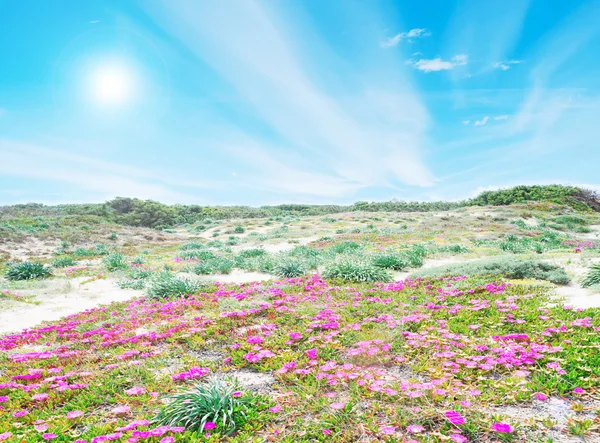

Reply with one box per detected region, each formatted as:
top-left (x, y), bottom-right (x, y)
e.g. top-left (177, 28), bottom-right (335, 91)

top-left (0, 185), bottom-right (599, 442)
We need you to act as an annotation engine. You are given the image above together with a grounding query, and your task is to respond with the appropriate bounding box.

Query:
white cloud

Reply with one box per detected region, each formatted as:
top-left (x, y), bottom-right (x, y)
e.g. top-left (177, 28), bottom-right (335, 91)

top-left (494, 115), bottom-right (509, 120)
top-left (462, 120), bottom-right (470, 125)
top-left (474, 116), bottom-right (490, 126)
top-left (492, 59), bottom-right (523, 70)
top-left (406, 54), bottom-right (468, 72)
top-left (381, 28), bottom-right (431, 48)
top-left (141, 0), bottom-right (435, 195)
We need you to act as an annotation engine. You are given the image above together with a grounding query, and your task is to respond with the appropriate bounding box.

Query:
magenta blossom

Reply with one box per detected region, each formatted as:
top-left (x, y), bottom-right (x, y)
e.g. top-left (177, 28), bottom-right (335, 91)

top-left (491, 423), bottom-right (513, 433)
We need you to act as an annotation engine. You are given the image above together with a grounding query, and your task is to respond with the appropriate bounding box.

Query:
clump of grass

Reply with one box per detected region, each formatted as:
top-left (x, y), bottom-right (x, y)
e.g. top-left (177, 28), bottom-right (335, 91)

top-left (437, 244), bottom-right (469, 254)
top-left (179, 249), bottom-right (216, 260)
top-left (154, 378), bottom-right (262, 435)
top-left (146, 271), bottom-right (202, 299)
top-left (117, 279), bottom-right (146, 290)
top-left (52, 257), bottom-right (76, 268)
top-left (102, 253), bottom-right (128, 271)
top-left (411, 258), bottom-right (571, 285)
top-left (324, 258), bottom-right (391, 283)
top-left (190, 257), bottom-right (234, 275)
top-left (238, 248), bottom-right (266, 259)
top-left (5, 262), bottom-right (52, 281)
top-left (582, 264), bottom-right (600, 288)
top-left (330, 241), bottom-right (361, 254)
top-left (372, 253), bottom-right (408, 271)
top-left (180, 242), bottom-right (205, 250)
top-left (274, 259), bottom-right (307, 278)
top-left (234, 226), bottom-right (245, 234)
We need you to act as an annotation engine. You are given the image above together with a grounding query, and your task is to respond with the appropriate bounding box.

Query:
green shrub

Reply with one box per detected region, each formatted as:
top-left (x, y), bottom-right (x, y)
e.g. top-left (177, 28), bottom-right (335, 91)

top-left (102, 253), bottom-right (128, 271)
top-left (582, 264), bottom-right (600, 288)
top-left (234, 226), bottom-right (245, 234)
top-left (117, 279), bottom-right (145, 290)
top-left (274, 260), bottom-right (307, 278)
top-left (411, 258), bottom-right (570, 285)
top-left (238, 248), bottom-right (266, 258)
top-left (52, 257), bottom-right (76, 268)
top-left (146, 271), bottom-right (202, 299)
top-left (437, 244), bottom-right (469, 254)
top-left (180, 242), bottom-right (205, 250)
top-left (190, 257), bottom-right (234, 275)
top-left (330, 241), bottom-right (361, 254)
top-left (155, 379), bottom-right (263, 435)
top-left (372, 253), bottom-right (408, 270)
top-left (179, 249), bottom-right (216, 260)
top-left (324, 259), bottom-right (392, 283)
top-left (5, 262), bottom-right (52, 281)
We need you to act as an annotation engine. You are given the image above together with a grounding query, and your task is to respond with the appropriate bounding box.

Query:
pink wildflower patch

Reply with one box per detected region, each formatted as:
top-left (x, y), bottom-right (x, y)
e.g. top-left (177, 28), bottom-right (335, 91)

top-left (491, 423), bottom-right (513, 433)
top-left (110, 405), bottom-right (131, 415)
top-left (204, 422), bottom-right (216, 430)
top-left (269, 405), bottom-right (282, 413)
top-left (125, 386), bottom-right (145, 396)
top-left (445, 410), bottom-right (466, 425)
top-left (42, 434), bottom-right (58, 440)
top-left (330, 402), bottom-right (345, 410)
top-left (67, 410), bottom-right (84, 419)
top-left (406, 424), bottom-right (425, 433)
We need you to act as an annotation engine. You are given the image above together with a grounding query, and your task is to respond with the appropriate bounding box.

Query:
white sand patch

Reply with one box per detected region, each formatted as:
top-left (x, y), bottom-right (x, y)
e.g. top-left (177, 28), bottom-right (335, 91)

top-left (553, 284), bottom-right (600, 309)
top-left (0, 277), bottom-right (142, 336)
top-left (196, 269), bottom-right (273, 284)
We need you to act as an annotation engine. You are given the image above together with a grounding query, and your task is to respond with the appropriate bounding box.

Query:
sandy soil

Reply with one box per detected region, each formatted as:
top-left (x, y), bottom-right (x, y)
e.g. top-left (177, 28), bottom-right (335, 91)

top-left (0, 278), bottom-right (142, 335)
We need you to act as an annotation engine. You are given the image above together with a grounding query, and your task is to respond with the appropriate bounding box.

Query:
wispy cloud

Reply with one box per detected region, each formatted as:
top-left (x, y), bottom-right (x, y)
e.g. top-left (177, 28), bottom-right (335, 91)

top-left (381, 28), bottom-right (431, 48)
top-left (406, 54), bottom-right (468, 72)
top-left (141, 0), bottom-right (435, 196)
top-left (0, 139), bottom-right (220, 203)
top-left (492, 60), bottom-right (523, 70)
top-left (462, 120), bottom-right (470, 125)
top-left (474, 116), bottom-right (489, 126)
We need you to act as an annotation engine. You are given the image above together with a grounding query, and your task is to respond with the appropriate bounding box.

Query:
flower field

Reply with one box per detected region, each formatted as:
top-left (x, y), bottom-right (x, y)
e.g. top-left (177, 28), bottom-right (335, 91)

top-left (1, 273), bottom-right (598, 442)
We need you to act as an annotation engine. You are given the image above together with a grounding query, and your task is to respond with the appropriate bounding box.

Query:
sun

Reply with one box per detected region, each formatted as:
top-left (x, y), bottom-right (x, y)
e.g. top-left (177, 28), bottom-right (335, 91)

top-left (89, 64), bottom-right (134, 106)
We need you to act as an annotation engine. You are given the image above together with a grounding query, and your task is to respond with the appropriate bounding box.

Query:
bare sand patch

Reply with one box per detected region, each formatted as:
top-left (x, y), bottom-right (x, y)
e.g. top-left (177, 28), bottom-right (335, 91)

top-left (0, 277), bottom-right (142, 335)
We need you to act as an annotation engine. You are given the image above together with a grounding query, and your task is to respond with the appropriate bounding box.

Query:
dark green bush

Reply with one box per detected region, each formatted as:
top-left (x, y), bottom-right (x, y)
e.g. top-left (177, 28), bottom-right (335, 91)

top-left (5, 262), bottom-right (52, 281)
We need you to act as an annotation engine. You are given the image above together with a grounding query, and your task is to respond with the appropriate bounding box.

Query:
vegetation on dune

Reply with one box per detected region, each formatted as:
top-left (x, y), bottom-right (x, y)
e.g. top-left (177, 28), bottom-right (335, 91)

top-left (582, 264), bottom-right (600, 288)
top-left (0, 274), bottom-right (598, 441)
top-left (4, 261), bottom-right (52, 281)
top-left (411, 257), bottom-right (571, 285)
top-left (2, 185), bottom-right (598, 230)
top-left (145, 271), bottom-right (203, 299)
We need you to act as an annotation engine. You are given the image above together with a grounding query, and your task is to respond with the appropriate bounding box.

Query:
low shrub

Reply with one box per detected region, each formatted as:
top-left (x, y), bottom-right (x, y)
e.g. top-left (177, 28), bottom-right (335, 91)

top-left (372, 253), bottom-right (408, 270)
top-left (330, 241), bottom-right (361, 254)
top-left (5, 262), bottom-right (52, 281)
top-left (179, 249), bottom-right (216, 260)
top-left (52, 257), bottom-right (76, 268)
top-left (582, 264), bottom-right (600, 288)
top-left (238, 248), bottom-right (266, 258)
top-left (274, 259), bottom-right (307, 278)
top-left (154, 379), bottom-right (263, 435)
top-left (190, 257), bottom-right (234, 275)
top-left (234, 226), bottom-right (245, 234)
top-left (102, 253), bottom-right (128, 271)
top-left (324, 259), bottom-right (392, 283)
top-left (411, 258), bottom-right (570, 285)
top-left (146, 271), bottom-right (202, 299)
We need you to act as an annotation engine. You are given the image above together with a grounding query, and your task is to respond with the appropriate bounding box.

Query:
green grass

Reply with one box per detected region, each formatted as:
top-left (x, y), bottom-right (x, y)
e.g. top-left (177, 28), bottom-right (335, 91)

top-left (4, 261), bottom-right (52, 281)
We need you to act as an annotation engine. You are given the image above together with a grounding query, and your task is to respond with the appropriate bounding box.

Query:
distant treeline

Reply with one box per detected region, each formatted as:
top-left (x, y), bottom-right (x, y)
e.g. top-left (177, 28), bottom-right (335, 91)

top-left (1, 185), bottom-right (598, 228)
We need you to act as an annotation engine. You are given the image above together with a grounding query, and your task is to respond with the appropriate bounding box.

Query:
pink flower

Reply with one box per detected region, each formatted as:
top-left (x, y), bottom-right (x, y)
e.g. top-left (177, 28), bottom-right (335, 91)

top-left (43, 434), bottom-right (58, 440)
top-left (0, 433), bottom-right (12, 441)
top-left (13, 409), bottom-right (28, 417)
top-left (380, 425), bottom-right (395, 435)
top-left (322, 429), bottom-right (332, 435)
top-left (0, 396), bottom-right (7, 403)
top-left (247, 335), bottom-right (263, 344)
top-left (306, 348), bottom-right (317, 359)
top-left (67, 410), bottom-right (84, 419)
top-left (491, 423), bottom-right (513, 433)
top-left (450, 434), bottom-right (468, 443)
top-left (269, 405), bottom-right (282, 413)
top-left (204, 422), bottom-right (216, 430)
top-left (330, 402), bottom-right (345, 410)
top-left (534, 392), bottom-right (548, 401)
top-left (573, 387), bottom-right (584, 394)
top-left (111, 405), bottom-right (131, 415)
top-left (160, 438), bottom-right (175, 443)
top-left (406, 425), bottom-right (425, 433)
top-left (232, 391), bottom-right (242, 397)
top-left (125, 387), bottom-right (145, 396)
top-left (33, 393), bottom-right (50, 401)
top-left (445, 411), bottom-right (466, 425)
top-left (35, 423), bottom-right (49, 432)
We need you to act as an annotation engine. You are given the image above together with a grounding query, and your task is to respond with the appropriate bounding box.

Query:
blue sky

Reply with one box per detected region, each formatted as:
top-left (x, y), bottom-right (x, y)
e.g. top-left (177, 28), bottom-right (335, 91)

top-left (1, 0), bottom-right (599, 205)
